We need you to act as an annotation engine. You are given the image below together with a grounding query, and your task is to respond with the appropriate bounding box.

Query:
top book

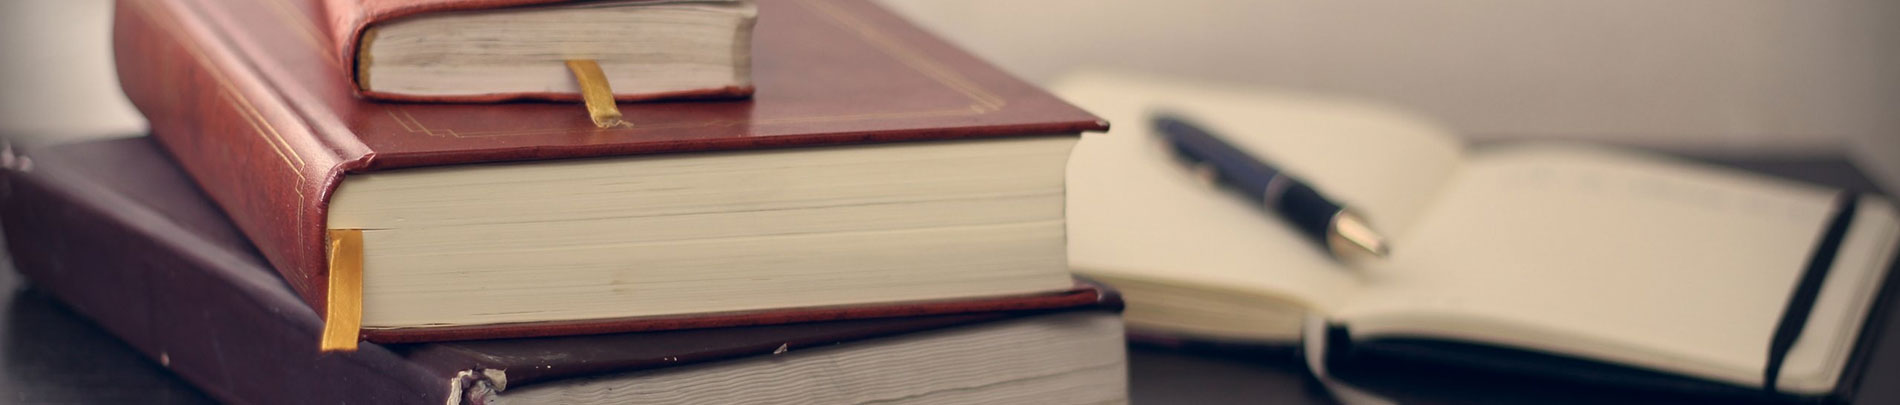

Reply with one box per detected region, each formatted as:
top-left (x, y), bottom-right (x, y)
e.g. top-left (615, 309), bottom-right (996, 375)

top-left (323, 0), bottom-right (759, 101)
top-left (114, 0), bottom-right (1107, 346)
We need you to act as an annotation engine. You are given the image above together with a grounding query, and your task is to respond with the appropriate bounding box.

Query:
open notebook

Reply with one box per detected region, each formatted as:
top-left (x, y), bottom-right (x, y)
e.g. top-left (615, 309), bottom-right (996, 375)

top-left (1058, 70), bottom-right (1900, 396)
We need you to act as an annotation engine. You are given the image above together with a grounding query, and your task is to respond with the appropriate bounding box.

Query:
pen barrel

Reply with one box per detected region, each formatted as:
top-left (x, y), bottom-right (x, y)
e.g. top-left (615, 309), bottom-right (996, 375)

top-left (1154, 114), bottom-right (1341, 244)
top-left (1275, 182), bottom-right (1343, 243)
top-left (1155, 116), bottom-right (1283, 194)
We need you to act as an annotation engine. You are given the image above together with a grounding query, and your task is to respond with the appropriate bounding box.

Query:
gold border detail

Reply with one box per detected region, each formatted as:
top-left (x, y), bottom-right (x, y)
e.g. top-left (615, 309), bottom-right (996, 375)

top-left (802, 0), bottom-right (1005, 111)
top-left (131, 0), bottom-right (305, 172)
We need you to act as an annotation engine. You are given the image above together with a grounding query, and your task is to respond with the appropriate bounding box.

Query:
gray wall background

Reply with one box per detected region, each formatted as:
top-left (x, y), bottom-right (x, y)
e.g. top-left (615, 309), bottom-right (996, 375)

top-left (4, 0), bottom-right (1895, 187)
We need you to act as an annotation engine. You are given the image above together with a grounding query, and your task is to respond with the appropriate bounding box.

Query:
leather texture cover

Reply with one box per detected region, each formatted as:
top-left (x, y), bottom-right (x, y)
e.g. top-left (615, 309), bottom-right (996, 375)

top-left (321, 0), bottom-right (757, 102)
top-left (0, 136), bottom-right (1124, 404)
top-left (112, 0), bottom-right (1110, 332)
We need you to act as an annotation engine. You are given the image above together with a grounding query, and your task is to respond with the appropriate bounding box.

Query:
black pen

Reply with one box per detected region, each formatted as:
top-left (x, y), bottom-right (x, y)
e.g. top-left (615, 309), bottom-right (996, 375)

top-left (1152, 113), bottom-right (1390, 259)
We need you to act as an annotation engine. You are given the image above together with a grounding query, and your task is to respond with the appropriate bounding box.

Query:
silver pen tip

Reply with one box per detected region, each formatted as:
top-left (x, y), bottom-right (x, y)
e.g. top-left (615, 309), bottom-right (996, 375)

top-left (1330, 211), bottom-right (1390, 259)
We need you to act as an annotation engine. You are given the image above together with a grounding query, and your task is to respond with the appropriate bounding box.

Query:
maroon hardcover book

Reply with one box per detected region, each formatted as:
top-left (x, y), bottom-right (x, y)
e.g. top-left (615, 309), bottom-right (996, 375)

top-left (114, 0), bottom-right (1110, 343)
top-left (0, 136), bottom-right (1125, 404)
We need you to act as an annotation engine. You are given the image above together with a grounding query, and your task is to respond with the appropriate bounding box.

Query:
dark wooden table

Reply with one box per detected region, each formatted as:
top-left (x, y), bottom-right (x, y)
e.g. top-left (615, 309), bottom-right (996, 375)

top-left (1, 156), bottom-right (1895, 404)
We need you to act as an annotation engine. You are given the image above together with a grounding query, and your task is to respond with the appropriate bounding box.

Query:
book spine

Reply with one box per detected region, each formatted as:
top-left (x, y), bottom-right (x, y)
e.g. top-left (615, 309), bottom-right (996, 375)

top-left (113, 0), bottom-right (347, 314)
top-left (0, 146), bottom-right (446, 404)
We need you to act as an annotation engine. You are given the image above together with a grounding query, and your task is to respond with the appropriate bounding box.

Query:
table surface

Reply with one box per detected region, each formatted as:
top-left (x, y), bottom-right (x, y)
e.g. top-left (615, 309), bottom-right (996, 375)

top-left (1, 156), bottom-right (1896, 404)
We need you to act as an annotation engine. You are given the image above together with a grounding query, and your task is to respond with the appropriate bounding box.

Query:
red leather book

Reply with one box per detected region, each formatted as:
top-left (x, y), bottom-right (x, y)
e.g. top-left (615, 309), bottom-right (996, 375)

top-left (0, 136), bottom-right (1127, 404)
top-left (320, 0), bottom-right (760, 102)
top-left (114, 0), bottom-right (1109, 343)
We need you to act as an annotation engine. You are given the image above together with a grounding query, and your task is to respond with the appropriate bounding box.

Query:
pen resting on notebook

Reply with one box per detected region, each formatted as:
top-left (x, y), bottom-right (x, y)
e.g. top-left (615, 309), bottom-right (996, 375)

top-left (1152, 113), bottom-right (1390, 259)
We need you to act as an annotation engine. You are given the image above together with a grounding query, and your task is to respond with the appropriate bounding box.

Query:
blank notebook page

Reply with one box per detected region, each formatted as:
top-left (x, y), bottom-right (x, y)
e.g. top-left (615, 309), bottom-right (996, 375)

top-left (1336, 145), bottom-right (1900, 392)
top-left (1059, 70), bottom-right (1464, 311)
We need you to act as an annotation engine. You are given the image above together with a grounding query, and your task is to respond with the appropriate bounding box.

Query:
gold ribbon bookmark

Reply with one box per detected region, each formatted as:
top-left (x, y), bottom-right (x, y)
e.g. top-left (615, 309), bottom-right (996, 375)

top-left (566, 60), bottom-right (630, 128)
top-left (320, 229), bottom-right (365, 352)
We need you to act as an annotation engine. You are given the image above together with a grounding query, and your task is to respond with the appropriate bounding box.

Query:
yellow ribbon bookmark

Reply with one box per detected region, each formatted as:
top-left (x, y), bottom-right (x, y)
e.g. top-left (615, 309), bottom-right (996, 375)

top-left (320, 229), bottom-right (365, 352)
top-left (565, 60), bottom-right (630, 128)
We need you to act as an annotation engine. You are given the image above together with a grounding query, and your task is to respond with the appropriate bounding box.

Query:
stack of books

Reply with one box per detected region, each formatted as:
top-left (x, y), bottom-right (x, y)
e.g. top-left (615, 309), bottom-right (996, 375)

top-left (0, 0), bottom-right (1126, 403)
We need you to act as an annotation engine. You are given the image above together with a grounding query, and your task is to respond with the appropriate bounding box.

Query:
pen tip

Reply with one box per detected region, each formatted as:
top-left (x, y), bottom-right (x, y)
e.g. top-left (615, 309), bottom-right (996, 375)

top-left (1346, 232), bottom-right (1389, 258)
top-left (1331, 211), bottom-right (1391, 259)
top-left (1362, 238), bottom-right (1391, 258)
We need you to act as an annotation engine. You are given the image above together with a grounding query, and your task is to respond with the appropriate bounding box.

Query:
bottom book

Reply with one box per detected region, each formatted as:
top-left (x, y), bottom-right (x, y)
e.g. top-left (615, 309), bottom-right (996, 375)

top-left (0, 136), bottom-right (1129, 404)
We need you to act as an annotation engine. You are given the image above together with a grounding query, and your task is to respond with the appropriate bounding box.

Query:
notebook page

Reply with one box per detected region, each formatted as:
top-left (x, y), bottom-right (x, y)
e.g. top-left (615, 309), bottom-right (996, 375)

top-left (1057, 70), bottom-right (1465, 312)
top-left (1336, 144), bottom-right (1887, 390)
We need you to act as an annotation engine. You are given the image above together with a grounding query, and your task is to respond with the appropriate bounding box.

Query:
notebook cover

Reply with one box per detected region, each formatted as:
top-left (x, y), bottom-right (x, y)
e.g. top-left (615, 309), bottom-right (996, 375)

top-left (321, 0), bottom-right (757, 102)
top-left (113, 0), bottom-right (1109, 330)
top-left (0, 136), bottom-right (1124, 404)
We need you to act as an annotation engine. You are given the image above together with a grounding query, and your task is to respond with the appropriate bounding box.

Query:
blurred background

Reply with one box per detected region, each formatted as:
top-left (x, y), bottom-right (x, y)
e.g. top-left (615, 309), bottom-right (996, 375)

top-left (3, 0), bottom-right (1897, 189)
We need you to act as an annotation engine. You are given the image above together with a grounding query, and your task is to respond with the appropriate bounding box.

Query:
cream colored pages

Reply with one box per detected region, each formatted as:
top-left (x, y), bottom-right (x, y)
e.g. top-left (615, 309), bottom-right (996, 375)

top-left (1335, 145), bottom-right (1900, 392)
top-left (1058, 70), bottom-right (1465, 313)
